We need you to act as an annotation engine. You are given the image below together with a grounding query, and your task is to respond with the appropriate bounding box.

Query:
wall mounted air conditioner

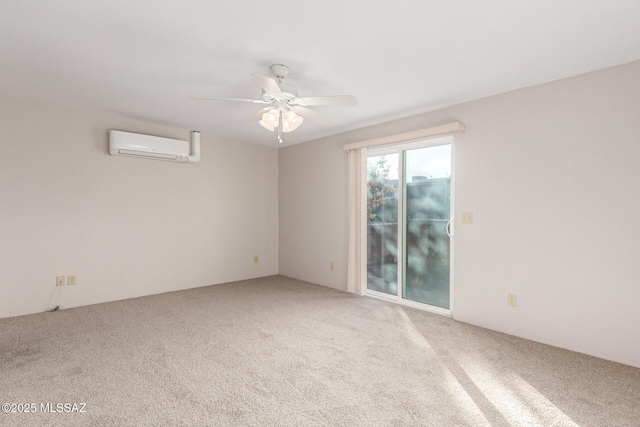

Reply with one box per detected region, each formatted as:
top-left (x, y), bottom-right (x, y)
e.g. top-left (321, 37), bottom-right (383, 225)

top-left (109, 130), bottom-right (201, 163)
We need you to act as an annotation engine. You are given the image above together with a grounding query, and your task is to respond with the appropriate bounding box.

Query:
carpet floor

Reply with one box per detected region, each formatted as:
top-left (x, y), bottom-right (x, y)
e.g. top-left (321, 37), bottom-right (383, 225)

top-left (1, 275), bottom-right (638, 426)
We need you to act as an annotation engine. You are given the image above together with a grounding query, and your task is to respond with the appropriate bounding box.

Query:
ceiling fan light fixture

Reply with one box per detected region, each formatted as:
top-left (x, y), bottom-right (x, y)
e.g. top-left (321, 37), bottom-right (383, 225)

top-left (282, 111), bottom-right (303, 133)
top-left (259, 120), bottom-right (275, 131)
top-left (259, 108), bottom-right (280, 131)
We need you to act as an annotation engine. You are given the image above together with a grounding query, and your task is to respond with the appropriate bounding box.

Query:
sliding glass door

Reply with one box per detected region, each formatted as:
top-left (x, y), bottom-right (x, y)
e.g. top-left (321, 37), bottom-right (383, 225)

top-left (366, 154), bottom-right (399, 296)
top-left (366, 138), bottom-right (453, 312)
top-left (403, 144), bottom-right (451, 308)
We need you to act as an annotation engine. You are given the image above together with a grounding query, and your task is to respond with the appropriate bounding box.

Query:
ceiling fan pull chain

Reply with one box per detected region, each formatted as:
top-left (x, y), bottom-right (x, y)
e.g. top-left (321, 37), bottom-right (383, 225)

top-left (277, 112), bottom-right (284, 144)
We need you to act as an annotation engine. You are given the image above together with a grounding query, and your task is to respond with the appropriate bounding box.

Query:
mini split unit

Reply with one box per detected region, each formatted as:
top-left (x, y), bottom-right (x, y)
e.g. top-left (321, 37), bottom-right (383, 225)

top-left (109, 130), bottom-right (201, 163)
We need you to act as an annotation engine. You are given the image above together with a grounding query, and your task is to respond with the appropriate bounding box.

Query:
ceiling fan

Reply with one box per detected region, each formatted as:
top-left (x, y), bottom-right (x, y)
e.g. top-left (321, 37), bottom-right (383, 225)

top-left (193, 64), bottom-right (358, 143)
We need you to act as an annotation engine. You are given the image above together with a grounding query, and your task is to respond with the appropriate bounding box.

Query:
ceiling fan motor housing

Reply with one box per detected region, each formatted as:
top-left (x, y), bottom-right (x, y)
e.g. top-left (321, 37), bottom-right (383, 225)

top-left (261, 84), bottom-right (298, 102)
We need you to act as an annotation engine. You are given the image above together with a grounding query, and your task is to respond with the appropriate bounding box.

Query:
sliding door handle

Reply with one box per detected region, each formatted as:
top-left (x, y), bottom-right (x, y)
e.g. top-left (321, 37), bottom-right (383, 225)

top-left (446, 220), bottom-right (453, 238)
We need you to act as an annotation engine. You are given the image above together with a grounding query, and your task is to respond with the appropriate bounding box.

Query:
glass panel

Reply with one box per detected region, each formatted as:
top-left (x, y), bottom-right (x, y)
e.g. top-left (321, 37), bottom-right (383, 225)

top-left (404, 144), bottom-right (451, 308)
top-left (366, 154), bottom-right (399, 295)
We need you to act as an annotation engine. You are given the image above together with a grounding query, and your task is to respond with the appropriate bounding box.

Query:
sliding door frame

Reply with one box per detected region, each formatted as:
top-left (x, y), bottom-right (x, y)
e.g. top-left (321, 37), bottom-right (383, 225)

top-left (366, 135), bottom-right (455, 318)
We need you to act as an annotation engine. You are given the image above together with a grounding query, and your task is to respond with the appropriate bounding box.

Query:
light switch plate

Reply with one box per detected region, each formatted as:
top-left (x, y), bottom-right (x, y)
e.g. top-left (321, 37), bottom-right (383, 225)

top-left (461, 212), bottom-right (474, 224)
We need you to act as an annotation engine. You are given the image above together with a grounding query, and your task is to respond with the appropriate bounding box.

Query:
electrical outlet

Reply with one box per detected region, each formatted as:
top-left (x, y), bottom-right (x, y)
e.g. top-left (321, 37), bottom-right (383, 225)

top-left (507, 293), bottom-right (517, 307)
top-left (330, 262), bottom-right (334, 271)
top-left (254, 255), bottom-right (259, 263)
top-left (56, 276), bottom-right (65, 286)
top-left (461, 212), bottom-right (474, 224)
top-left (67, 275), bottom-right (76, 285)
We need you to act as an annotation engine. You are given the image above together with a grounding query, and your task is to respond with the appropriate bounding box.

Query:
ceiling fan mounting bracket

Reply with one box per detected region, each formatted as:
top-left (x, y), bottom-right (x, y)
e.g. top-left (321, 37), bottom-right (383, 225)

top-left (269, 64), bottom-right (290, 83)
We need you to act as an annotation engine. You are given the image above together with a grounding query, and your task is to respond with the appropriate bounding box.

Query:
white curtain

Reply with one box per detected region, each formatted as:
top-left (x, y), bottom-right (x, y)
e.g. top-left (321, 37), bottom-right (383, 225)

top-left (347, 147), bottom-right (367, 295)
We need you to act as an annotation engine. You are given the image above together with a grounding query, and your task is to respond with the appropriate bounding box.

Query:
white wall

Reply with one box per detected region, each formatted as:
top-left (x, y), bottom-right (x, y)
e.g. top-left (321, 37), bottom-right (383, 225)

top-left (0, 94), bottom-right (279, 319)
top-left (278, 60), bottom-right (640, 368)
top-left (279, 138), bottom-right (349, 289)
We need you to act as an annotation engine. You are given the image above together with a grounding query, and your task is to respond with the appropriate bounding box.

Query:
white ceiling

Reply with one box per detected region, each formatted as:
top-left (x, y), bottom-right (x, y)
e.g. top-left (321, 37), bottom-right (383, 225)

top-left (1, 1), bottom-right (639, 147)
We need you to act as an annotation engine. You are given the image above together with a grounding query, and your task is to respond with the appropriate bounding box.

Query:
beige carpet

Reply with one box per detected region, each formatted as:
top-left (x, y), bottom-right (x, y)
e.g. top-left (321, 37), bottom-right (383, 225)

top-left (1, 275), bottom-right (638, 426)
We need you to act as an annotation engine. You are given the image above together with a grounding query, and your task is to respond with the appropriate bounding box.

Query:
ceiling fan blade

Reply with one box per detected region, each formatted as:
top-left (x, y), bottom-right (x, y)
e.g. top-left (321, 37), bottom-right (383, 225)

top-left (293, 95), bottom-right (358, 106)
top-left (252, 74), bottom-right (283, 97)
top-left (292, 106), bottom-right (329, 125)
top-left (191, 96), bottom-right (271, 104)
